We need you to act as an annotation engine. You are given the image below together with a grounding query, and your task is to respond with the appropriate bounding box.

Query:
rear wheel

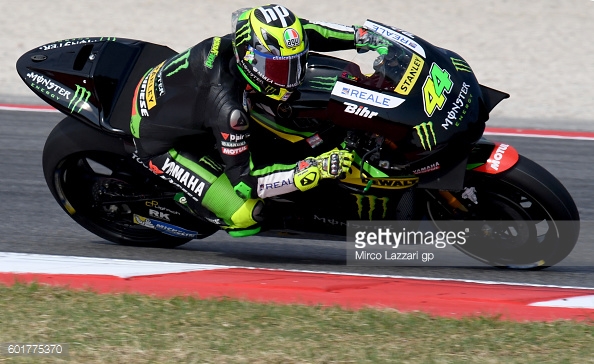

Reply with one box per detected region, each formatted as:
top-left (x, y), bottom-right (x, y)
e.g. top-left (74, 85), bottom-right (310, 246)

top-left (43, 118), bottom-right (216, 247)
top-left (427, 156), bottom-right (580, 269)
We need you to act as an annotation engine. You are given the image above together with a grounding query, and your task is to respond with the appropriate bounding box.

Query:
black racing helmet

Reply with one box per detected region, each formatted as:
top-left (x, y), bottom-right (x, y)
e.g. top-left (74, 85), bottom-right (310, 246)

top-left (232, 4), bottom-right (309, 101)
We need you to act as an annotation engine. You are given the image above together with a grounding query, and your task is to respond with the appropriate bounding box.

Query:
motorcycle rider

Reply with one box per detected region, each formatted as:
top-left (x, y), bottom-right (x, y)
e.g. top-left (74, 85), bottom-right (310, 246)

top-left (130, 4), bottom-right (390, 237)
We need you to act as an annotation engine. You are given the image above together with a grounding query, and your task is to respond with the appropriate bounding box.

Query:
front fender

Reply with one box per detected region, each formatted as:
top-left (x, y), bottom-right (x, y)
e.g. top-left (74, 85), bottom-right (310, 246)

top-left (467, 138), bottom-right (519, 174)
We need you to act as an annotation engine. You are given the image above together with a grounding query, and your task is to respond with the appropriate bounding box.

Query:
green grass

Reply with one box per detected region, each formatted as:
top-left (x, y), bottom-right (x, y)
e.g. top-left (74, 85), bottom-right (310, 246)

top-left (0, 282), bottom-right (593, 363)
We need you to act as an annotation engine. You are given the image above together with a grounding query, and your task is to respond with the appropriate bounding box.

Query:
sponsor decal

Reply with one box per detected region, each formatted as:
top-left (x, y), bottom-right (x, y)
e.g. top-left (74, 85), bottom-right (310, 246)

top-left (163, 49), bottom-right (191, 77)
top-left (221, 132), bottom-right (247, 142)
top-left (149, 209), bottom-right (170, 221)
top-left (450, 57), bottom-right (472, 73)
top-left (332, 81), bottom-right (405, 108)
top-left (352, 194), bottom-right (389, 220)
top-left (343, 102), bottom-right (379, 118)
top-left (299, 172), bottom-right (317, 185)
top-left (306, 134), bottom-right (323, 148)
top-left (221, 141), bottom-right (246, 148)
top-left (37, 37), bottom-right (115, 51)
top-left (148, 160), bottom-right (164, 175)
top-left (243, 49), bottom-right (255, 63)
top-left (256, 170), bottom-right (297, 197)
top-left (313, 215), bottom-right (347, 227)
top-left (68, 84), bottom-right (91, 113)
top-left (133, 214), bottom-right (198, 239)
top-left (394, 54), bottom-right (424, 95)
top-left (363, 20), bottom-right (426, 58)
top-left (264, 84), bottom-right (280, 95)
top-left (145, 200), bottom-right (181, 216)
top-left (199, 156), bottom-right (223, 172)
top-left (413, 161), bottom-right (441, 174)
top-left (473, 143), bottom-right (519, 174)
top-left (283, 28), bottom-right (301, 48)
top-left (309, 76), bottom-right (337, 91)
top-left (413, 121), bottom-right (437, 151)
top-left (256, 5), bottom-right (292, 27)
top-left (235, 20), bottom-right (251, 47)
top-left (138, 76), bottom-right (150, 116)
top-left (260, 178), bottom-right (293, 190)
top-left (360, 177), bottom-right (418, 189)
top-left (161, 158), bottom-right (207, 196)
top-left (489, 144), bottom-right (510, 171)
top-left (26, 72), bottom-right (71, 101)
top-left (442, 82), bottom-right (472, 130)
top-left (222, 145), bottom-right (249, 155)
top-left (422, 63), bottom-right (453, 117)
top-left (145, 62), bottom-right (164, 111)
top-left (229, 109), bottom-right (249, 130)
top-left (204, 37), bottom-right (221, 69)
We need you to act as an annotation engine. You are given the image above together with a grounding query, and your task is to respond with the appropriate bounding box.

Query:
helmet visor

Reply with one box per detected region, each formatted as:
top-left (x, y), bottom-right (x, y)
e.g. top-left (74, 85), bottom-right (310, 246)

top-left (251, 46), bottom-right (308, 90)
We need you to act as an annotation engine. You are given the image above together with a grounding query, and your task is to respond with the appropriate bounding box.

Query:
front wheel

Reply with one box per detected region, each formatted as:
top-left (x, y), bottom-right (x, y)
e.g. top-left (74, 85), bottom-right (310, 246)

top-left (427, 156), bottom-right (580, 269)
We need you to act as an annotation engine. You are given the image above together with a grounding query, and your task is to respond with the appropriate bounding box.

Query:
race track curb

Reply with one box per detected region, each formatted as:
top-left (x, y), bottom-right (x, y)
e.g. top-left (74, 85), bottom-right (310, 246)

top-left (1, 253), bottom-right (593, 322)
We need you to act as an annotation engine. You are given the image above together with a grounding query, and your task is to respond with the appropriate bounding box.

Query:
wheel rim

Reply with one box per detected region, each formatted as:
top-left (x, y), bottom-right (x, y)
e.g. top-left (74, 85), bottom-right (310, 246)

top-left (54, 152), bottom-right (171, 241)
top-left (428, 177), bottom-right (565, 268)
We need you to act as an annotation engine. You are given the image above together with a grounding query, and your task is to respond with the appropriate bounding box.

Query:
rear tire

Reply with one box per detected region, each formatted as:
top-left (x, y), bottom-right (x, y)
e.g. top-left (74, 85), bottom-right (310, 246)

top-left (42, 118), bottom-right (208, 248)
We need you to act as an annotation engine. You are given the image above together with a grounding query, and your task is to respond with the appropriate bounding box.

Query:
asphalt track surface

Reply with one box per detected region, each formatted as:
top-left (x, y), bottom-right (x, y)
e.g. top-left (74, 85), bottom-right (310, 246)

top-left (1, 109), bottom-right (593, 288)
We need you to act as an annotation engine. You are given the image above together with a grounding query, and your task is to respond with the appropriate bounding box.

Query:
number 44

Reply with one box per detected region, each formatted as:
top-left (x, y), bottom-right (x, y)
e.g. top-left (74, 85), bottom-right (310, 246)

top-left (422, 63), bottom-right (453, 117)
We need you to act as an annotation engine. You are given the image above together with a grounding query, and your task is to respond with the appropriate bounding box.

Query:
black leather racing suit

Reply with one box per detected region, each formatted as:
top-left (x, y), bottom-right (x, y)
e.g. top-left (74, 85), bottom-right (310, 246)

top-left (130, 20), bottom-right (356, 230)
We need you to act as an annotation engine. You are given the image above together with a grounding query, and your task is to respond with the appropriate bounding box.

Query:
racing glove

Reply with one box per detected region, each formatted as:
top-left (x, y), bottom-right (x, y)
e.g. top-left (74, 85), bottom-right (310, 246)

top-left (294, 148), bottom-right (354, 192)
top-left (354, 26), bottom-right (390, 55)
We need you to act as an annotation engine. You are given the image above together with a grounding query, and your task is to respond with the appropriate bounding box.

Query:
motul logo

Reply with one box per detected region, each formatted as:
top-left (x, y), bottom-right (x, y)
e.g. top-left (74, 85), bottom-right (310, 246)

top-left (222, 146), bottom-right (248, 155)
top-left (343, 102), bottom-right (379, 118)
top-left (489, 144), bottom-right (509, 171)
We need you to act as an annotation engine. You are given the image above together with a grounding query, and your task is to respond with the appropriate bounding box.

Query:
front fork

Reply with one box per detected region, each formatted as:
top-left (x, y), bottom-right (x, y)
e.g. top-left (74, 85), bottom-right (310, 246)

top-left (430, 138), bottom-right (520, 217)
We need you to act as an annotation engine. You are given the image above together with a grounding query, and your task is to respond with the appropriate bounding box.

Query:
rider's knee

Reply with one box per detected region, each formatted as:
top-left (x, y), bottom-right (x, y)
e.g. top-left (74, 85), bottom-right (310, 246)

top-left (230, 198), bottom-right (264, 228)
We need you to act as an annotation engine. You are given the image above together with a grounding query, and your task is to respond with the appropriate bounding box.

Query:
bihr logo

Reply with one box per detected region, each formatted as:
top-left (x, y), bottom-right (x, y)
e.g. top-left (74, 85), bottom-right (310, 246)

top-left (343, 102), bottom-right (378, 118)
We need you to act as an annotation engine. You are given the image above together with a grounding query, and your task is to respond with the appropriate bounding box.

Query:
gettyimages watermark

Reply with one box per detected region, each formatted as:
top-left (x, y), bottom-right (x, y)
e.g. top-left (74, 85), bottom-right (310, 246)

top-left (346, 220), bottom-right (586, 267)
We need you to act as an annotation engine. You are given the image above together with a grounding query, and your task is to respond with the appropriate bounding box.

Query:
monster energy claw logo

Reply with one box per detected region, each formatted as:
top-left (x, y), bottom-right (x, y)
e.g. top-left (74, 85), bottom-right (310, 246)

top-left (352, 194), bottom-right (389, 220)
top-left (68, 84), bottom-right (91, 113)
top-left (235, 22), bottom-right (252, 47)
top-left (309, 76), bottom-right (337, 91)
top-left (450, 57), bottom-right (472, 73)
top-left (199, 156), bottom-right (223, 172)
top-left (164, 49), bottom-right (191, 77)
top-left (414, 122), bottom-right (437, 151)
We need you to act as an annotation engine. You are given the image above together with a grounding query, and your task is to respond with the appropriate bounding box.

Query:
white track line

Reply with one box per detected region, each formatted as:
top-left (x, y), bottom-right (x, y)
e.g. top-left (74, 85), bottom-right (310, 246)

top-left (0, 105), bottom-right (58, 112)
top-left (0, 252), bottom-right (231, 278)
top-left (529, 295), bottom-right (594, 309)
top-left (484, 131), bottom-right (594, 141)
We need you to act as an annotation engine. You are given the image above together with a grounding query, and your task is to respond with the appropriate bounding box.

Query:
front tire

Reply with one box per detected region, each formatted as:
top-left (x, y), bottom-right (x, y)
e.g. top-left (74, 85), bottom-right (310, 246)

top-left (428, 155), bottom-right (580, 269)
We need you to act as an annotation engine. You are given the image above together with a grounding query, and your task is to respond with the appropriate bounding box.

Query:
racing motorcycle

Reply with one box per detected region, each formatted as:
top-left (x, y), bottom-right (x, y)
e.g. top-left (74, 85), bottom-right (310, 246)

top-left (16, 20), bottom-right (580, 269)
